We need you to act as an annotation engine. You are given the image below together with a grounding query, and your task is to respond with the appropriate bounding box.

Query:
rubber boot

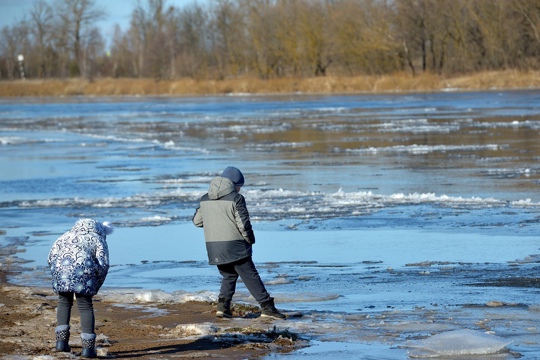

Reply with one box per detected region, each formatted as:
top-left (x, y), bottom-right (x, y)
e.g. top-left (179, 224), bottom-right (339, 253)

top-left (81, 333), bottom-right (97, 358)
top-left (260, 298), bottom-right (286, 319)
top-left (216, 297), bottom-right (232, 318)
top-left (55, 325), bottom-right (71, 352)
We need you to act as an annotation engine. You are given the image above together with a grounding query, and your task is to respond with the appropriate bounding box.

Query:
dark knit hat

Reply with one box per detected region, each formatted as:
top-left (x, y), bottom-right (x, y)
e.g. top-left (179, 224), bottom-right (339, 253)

top-left (221, 166), bottom-right (245, 186)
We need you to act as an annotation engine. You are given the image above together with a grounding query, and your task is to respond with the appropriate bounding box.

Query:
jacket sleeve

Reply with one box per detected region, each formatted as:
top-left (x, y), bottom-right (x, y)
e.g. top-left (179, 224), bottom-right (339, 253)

top-left (95, 237), bottom-right (110, 290)
top-left (47, 241), bottom-right (57, 267)
top-left (234, 194), bottom-right (256, 244)
top-left (192, 206), bottom-right (203, 227)
top-left (48, 233), bottom-right (66, 267)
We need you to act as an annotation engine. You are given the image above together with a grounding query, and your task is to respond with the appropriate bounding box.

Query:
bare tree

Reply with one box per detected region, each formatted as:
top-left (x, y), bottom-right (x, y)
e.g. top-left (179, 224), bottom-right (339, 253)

top-left (54, 0), bottom-right (105, 77)
top-left (29, 0), bottom-right (55, 77)
top-left (295, 0), bottom-right (332, 76)
top-left (109, 25), bottom-right (128, 77)
top-left (243, 0), bottom-right (283, 78)
top-left (177, 2), bottom-right (210, 78)
top-left (129, 0), bottom-right (172, 79)
top-left (81, 27), bottom-right (105, 80)
top-left (164, 6), bottom-right (180, 79)
top-left (332, 0), bottom-right (399, 75)
top-left (509, 0), bottom-right (540, 68)
top-left (207, 0), bottom-right (248, 79)
top-left (0, 22), bottom-right (30, 79)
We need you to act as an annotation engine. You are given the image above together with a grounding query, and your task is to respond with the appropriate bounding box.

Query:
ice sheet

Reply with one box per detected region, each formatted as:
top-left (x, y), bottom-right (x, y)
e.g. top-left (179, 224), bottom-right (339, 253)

top-left (3, 91), bottom-right (540, 359)
top-left (407, 329), bottom-right (512, 358)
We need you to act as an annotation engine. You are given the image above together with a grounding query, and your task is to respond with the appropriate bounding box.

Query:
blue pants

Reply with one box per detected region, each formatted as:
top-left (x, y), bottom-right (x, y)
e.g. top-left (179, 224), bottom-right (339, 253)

top-left (57, 292), bottom-right (95, 334)
top-left (217, 257), bottom-right (271, 304)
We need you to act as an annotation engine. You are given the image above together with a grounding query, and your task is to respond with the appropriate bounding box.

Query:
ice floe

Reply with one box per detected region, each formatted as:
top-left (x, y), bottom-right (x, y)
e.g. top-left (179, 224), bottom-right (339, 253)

top-left (407, 329), bottom-right (512, 358)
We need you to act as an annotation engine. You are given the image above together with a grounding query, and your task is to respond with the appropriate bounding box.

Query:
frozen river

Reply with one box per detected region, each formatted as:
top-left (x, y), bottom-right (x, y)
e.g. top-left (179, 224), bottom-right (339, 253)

top-left (1, 90), bottom-right (540, 358)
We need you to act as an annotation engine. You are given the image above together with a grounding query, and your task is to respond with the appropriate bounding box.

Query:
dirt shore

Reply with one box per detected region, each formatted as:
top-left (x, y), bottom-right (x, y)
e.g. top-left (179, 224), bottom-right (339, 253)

top-left (0, 272), bottom-right (303, 359)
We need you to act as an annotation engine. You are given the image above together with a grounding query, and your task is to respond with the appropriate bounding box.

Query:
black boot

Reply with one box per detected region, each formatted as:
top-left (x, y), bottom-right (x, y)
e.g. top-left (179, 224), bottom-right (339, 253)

top-left (81, 333), bottom-right (97, 358)
top-left (216, 297), bottom-right (233, 318)
top-left (55, 325), bottom-right (71, 352)
top-left (260, 298), bottom-right (286, 319)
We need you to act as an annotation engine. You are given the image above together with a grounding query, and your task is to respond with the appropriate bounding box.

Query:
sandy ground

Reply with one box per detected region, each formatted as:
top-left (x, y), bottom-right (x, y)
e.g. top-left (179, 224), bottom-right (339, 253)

top-left (0, 271), bottom-right (304, 359)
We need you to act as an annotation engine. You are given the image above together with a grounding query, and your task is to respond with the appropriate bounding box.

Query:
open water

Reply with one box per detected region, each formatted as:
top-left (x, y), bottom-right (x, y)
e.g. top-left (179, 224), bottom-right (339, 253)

top-left (1, 90), bottom-right (540, 358)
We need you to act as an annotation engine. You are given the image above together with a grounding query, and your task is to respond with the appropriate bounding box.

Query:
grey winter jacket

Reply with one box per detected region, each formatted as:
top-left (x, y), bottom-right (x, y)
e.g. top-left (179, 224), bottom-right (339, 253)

top-left (48, 219), bottom-right (110, 296)
top-left (193, 176), bottom-right (255, 265)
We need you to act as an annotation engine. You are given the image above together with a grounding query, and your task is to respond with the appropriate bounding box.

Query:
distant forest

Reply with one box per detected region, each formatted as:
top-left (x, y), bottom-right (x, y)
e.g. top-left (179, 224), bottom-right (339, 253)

top-left (2, 0), bottom-right (540, 81)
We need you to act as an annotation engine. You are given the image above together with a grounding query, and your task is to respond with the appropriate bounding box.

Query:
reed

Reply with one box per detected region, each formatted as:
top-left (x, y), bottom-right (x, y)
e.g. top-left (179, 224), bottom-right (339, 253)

top-left (1, 71), bottom-right (539, 97)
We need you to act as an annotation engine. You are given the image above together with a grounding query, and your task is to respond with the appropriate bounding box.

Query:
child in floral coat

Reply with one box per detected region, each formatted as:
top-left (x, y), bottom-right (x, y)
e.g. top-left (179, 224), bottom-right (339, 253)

top-left (48, 218), bottom-right (113, 358)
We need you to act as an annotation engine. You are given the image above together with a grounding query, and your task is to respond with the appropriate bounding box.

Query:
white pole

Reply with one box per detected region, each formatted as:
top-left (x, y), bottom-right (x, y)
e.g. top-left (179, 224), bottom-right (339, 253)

top-left (17, 54), bottom-right (25, 80)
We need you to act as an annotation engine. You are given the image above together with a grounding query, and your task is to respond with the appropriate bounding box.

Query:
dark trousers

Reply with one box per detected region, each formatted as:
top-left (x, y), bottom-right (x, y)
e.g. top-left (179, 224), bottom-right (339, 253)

top-left (57, 292), bottom-right (95, 334)
top-left (217, 257), bottom-right (271, 304)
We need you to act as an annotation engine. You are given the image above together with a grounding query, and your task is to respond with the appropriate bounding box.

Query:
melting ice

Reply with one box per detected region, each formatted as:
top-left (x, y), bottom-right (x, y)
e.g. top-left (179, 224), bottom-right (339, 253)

top-left (2, 91), bottom-right (540, 359)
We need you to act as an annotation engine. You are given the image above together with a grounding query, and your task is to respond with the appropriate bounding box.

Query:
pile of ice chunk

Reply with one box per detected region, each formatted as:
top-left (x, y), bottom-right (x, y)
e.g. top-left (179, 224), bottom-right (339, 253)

top-left (407, 329), bottom-right (512, 358)
top-left (100, 289), bottom-right (217, 304)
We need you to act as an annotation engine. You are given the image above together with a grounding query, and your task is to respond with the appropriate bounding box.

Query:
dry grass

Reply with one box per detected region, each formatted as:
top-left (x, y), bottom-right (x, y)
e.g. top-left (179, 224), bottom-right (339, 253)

top-left (1, 70), bottom-right (539, 97)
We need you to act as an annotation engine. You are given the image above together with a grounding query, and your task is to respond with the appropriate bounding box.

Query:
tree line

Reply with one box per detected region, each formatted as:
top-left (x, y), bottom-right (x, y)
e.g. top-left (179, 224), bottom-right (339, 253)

top-left (1, 0), bottom-right (540, 81)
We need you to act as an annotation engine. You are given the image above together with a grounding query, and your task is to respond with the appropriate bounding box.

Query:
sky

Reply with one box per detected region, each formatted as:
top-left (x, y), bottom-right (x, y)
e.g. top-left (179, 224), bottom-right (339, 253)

top-left (0, 0), bottom-right (204, 37)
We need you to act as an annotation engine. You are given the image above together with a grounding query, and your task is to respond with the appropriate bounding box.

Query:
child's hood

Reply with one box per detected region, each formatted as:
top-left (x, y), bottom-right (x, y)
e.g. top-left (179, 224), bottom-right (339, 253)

top-left (208, 176), bottom-right (236, 200)
top-left (71, 218), bottom-right (114, 237)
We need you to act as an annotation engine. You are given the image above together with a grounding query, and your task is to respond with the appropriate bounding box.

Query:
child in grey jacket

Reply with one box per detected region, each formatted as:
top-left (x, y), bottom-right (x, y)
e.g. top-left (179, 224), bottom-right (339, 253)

top-left (193, 166), bottom-right (285, 319)
top-left (48, 218), bottom-right (113, 358)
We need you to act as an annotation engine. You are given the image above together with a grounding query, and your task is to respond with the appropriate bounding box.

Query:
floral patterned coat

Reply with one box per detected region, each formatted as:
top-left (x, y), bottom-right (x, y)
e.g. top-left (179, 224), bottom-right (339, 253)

top-left (48, 219), bottom-right (111, 296)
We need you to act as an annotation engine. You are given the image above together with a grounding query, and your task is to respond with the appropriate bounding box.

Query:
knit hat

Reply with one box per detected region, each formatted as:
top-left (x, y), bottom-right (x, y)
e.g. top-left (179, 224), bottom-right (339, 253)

top-left (221, 166), bottom-right (245, 186)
